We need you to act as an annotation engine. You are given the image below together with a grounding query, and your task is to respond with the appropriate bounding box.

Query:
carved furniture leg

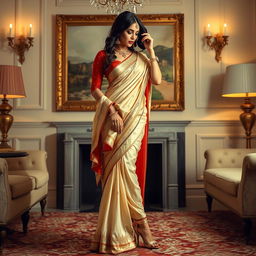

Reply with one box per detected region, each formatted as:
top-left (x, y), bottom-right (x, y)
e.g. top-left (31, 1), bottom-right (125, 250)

top-left (40, 197), bottom-right (47, 216)
top-left (243, 218), bottom-right (252, 244)
top-left (206, 193), bottom-right (213, 212)
top-left (21, 210), bottom-right (30, 234)
top-left (0, 226), bottom-right (6, 255)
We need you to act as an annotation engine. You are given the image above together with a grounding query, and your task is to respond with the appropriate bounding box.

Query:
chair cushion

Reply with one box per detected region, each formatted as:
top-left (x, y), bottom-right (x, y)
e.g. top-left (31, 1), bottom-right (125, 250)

top-left (9, 170), bottom-right (49, 189)
top-left (8, 175), bottom-right (35, 199)
top-left (204, 168), bottom-right (242, 196)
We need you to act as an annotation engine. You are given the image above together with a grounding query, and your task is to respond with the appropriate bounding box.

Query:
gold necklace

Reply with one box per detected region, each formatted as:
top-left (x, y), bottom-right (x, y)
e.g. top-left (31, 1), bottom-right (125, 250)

top-left (115, 48), bottom-right (130, 58)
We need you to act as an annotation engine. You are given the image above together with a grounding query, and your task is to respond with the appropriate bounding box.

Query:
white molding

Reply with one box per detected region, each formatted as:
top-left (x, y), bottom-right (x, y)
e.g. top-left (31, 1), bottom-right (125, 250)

top-left (147, 0), bottom-right (183, 5)
top-left (11, 136), bottom-right (44, 150)
top-left (12, 122), bottom-right (52, 128)
top-left (14, 0), bottom-right (46, 110)
top-left (56, 0), bottom-right (90, 6)
top-left (188, 120), bottom-right (241, 127)
top-left (196, 133), bottom-right (226, 181)
top-left (10, 120), bottom-right (252, 129)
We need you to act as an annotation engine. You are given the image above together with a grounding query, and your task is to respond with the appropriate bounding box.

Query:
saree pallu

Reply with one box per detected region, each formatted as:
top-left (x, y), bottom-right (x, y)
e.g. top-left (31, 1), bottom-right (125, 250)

top-left (90, 52), bottom-right (151, 254)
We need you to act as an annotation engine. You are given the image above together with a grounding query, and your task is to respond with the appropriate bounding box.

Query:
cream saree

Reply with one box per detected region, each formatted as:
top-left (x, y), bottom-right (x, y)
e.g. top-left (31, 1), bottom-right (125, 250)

top-left (90, 52), bottom-right (151, 254)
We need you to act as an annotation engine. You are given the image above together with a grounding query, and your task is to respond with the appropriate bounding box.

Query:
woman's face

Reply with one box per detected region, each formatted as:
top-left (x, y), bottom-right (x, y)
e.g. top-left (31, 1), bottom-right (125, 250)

top-left (119, 22), bottom-right (139, 48)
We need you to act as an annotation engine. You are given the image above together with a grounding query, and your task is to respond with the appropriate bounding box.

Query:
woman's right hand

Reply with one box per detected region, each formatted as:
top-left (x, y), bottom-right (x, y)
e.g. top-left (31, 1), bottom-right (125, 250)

top-left (110, 112), bottom-right (123, 133)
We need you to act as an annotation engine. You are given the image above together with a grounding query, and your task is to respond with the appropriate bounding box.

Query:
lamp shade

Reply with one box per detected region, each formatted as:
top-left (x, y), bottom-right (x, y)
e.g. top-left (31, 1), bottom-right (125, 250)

top-left (0, 65), bottom-right (26, 98)
top-left (222, 63), bottom-right (256, 97)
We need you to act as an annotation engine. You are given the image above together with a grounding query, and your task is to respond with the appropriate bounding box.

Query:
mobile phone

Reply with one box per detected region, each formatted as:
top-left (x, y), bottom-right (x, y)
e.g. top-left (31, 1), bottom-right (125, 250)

top-left (137, 26), bottom-right (148, 49)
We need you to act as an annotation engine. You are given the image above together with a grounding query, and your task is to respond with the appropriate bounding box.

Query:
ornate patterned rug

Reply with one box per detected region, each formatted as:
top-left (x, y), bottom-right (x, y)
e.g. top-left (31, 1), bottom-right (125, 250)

top-left (2, 211), bottom-right (256, 256)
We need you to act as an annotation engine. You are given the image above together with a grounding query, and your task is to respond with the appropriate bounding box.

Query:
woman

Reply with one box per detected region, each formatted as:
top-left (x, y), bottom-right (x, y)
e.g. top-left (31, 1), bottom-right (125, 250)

top-left (90, 11), bottom-right (162, 254)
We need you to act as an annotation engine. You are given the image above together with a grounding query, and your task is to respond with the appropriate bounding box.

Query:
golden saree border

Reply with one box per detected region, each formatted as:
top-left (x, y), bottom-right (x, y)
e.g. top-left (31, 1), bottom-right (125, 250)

top-left (108, 52), bottom-right (137, 83)
top-left (90, 95), bottom-right (113, 174)
top-left (90, 237), bottom-right (136, 254)
top-left (102, 105), bottom-right (147, 187)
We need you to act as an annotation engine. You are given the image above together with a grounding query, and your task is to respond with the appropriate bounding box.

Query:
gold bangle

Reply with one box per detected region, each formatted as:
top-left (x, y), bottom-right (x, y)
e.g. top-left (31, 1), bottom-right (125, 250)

top-left (149, 56), bottom-right (159, 62)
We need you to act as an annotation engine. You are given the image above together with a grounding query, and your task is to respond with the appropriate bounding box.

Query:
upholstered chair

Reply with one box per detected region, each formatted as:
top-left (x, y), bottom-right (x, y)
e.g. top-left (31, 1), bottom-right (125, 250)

top-left (204, 148), bottom-right (256, 244)
top-left (0, 150), bottom-right (49, 252)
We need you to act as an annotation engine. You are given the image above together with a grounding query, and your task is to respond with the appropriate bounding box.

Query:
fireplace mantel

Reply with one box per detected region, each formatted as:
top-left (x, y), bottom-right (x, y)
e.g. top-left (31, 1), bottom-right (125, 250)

top-left (53, 121), bottom-right (189, 211)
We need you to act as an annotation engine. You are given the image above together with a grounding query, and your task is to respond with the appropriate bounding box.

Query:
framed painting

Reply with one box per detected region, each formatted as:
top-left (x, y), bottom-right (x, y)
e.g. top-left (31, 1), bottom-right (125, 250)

top-left (55, 14), bottom-right (184, 111)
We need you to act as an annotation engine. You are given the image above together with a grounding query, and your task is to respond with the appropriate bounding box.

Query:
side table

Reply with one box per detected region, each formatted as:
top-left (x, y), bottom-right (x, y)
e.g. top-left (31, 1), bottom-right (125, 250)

top-left (0, 151), bottom-right (28, 158)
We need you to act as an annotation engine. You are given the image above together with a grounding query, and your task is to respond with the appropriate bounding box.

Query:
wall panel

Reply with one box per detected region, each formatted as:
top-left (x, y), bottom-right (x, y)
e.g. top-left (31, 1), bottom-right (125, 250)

top-left (195, 0), bottom-right (256, 109)
top-left (14, 0), bottom-right (46, 110)
top-left (11, 136), bottom-right (43, 150)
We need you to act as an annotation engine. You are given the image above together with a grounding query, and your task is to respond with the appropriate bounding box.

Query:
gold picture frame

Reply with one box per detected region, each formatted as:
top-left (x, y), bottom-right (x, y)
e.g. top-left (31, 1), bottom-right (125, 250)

top-left (55, 14), bottom-right (184, 111)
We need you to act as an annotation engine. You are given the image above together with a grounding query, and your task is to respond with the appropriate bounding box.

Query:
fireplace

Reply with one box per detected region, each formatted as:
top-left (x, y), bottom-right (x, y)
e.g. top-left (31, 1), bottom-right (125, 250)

top-left (54, 121), bottom-right (188, 211)
top-left (79, 143), bottom-right (163, 212)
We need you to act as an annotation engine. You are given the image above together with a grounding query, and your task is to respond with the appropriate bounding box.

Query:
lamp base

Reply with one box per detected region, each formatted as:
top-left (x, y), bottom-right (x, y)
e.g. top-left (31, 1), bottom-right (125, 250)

top-left (240, 98), bottom-right (256, 149)
top-left (0, 97), bottom-right (14, 151)
top-left (0, 147), bottom-right (16, 153)
top-left (0, 141), bottom-right (15, 152)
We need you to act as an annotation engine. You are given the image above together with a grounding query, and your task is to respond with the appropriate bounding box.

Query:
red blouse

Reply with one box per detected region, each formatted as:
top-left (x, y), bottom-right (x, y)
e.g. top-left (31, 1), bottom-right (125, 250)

top-left (91, 50), bottom-right (121, 93)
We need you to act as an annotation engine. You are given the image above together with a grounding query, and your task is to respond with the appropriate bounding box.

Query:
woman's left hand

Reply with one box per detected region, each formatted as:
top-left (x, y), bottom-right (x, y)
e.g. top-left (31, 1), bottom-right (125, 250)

top-left (141, 33), bottom-right (154, 51)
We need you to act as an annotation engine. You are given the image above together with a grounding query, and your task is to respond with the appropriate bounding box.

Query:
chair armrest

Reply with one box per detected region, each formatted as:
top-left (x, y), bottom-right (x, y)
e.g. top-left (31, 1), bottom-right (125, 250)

top-left (243, 153), bottom-right (256, 169)
top-left (238, 153), bottom-right (256, 216)
top-left (0, 158), bottom-right (11, 222)
top-left (204, 148), bottom-right (256, 169)
top-left (5, 150), bottom-right (48, 173)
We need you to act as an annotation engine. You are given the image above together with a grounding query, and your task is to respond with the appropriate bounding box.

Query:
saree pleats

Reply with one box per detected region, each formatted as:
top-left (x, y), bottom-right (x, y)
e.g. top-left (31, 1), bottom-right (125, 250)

top-left (91, 107), bottom-right (147, 254)
top-left (90, 52), bottom-right (151, 254)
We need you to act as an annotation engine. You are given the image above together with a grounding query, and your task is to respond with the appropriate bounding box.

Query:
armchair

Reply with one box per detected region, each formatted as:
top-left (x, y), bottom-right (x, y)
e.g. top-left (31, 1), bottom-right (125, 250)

top-left (204, 148), bottom-right (256, 243)
top-left (0, 150), bottom-right (49, 252)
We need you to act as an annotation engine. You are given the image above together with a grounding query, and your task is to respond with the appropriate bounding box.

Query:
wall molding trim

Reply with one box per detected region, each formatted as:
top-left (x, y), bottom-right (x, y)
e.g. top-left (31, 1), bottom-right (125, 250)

top-left (10, 120), bottom-right (249, 128)
top-left (186, 184), bottom-right (204, 189)
top-left (12, 122), bottom-right (52, 128)
top-left (10, 136), bottom-right (44, 150)
top-left (14, 0), bottom-right (46, 110)
top-left (188, 120), bottom-right (241, 126)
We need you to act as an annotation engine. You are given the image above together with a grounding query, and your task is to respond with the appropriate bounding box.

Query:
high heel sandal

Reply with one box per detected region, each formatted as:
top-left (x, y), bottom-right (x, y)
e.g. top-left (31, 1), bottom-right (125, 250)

top-left (133, 218), bottom-right (159, 249)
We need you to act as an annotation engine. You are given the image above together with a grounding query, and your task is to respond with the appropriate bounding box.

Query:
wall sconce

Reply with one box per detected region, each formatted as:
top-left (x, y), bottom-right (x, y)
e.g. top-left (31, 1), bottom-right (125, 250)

top-left (7, 24), bottom-right (34, 65)
top-left (205, 24), bottom-right (229, 62)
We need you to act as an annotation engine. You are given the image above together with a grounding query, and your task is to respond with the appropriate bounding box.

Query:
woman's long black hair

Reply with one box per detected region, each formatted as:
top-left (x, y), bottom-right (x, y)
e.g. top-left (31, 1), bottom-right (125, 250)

top-left (104, 11), bottom-right (147, 69)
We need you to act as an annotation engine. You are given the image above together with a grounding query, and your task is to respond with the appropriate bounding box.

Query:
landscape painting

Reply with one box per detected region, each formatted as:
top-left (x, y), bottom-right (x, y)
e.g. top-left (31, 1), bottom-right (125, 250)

top-left (56, 14), bottom-right (184, 111)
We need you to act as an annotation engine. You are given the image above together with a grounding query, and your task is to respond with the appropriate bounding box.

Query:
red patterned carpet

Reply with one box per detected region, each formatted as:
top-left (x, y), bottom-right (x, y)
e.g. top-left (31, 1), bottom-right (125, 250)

top-left (2, 211), bottom-right (256, 256)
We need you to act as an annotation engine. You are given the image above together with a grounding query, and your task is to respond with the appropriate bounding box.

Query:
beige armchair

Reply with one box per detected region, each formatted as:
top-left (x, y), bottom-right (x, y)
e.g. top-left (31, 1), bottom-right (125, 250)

top-left (204, 148), bottom-right (256, 244)
top-left (0, 150), bottom-right (49, 252)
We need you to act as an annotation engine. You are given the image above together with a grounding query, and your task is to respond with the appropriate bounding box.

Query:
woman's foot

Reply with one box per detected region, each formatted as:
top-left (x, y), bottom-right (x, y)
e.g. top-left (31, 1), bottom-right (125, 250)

top-left (133, 218), bottom-right (159, 249)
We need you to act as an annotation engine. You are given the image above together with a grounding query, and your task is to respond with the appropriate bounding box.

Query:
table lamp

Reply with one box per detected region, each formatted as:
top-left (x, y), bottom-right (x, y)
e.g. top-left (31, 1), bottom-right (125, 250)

top-left (222, 63), bottom-right (256, 148)
top-left (0, 65), bottom-right (26, 151)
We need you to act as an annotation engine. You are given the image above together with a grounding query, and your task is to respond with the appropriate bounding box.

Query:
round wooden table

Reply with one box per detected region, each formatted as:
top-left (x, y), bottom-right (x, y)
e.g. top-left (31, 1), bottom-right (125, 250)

top-left (0, 151), bottom-right (28, 158)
